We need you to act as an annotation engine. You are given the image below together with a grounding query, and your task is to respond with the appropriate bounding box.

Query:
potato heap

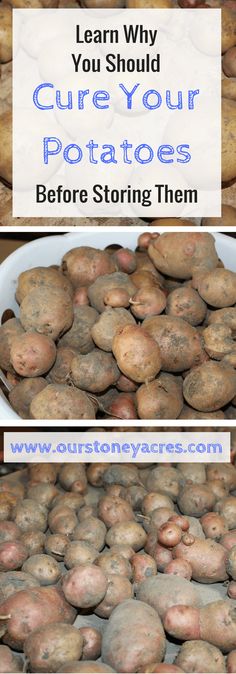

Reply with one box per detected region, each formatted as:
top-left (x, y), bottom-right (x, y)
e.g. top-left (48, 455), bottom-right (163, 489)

top-left (0, 453), bottom-right (236, 672)
top-left (2, 232), bottom-right (236, 420)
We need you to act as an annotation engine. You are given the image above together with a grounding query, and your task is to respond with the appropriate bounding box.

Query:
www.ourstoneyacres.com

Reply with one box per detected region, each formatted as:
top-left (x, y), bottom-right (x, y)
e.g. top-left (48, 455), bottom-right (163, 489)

top-left (6, 440), bottom-right (223, 460)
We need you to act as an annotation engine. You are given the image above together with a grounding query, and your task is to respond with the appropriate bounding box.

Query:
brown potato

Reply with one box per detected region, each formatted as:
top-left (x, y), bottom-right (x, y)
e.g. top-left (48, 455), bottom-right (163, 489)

top-left (0, 645), bottom-right (23, 673)
top-left (96, 551), bottom-right (132, 579)
top-left (146, 467), bottom-right (182, 501)
top-left (47, 347), bottom-right (77, 385)
top-left (72, 517), bottom-right (106, 551)
top-left (106, 521), bottom-right (147, 551)
top-left (30, 384), bottom-right (95, 420)
top-left (207, 463), bottom-right (236, 491)
top-left (61, 247), bottom-right (116, 287)
top-left (20, 287), bottom-right (73, 340)
top-left (20, 531), bottom-right (46, 556)
top-left (16, 267), bottom-right (73, 305)
top-left (222, 98), bottom-right (236, 182)
top-left (9, 378), bottom-right (47, 418)
top-left (104, 288), bottom-right (130, 308)
top-left (0, 522), bottom-right (21, 543)
top-left (173, 538), bottom-right (228, 582)
top-left (44, 534), bottom-right (69, 560)
top-left (109, 544), bottom-right (135, 560)
top-left (142, 494), bottom-right (174, 515)
top-left (148, 232), bottom-right (218, 280)
top-left (64, 541), bottom-right (98, 568)
top-left (136, 373), bottom-right (183, 419)
top-left (196, 268), bottom-right (236, 308)
top-left (13, 499), bottom-right (47, 532)
top-left (22, 554), bottom-right (61, 585)
top-left (24, 622), bottom-right (83, 673)
top-left (58, 464), bottom-right (87, 492)
top-left (174, 640), bottom-right (226, 673)
top-left (222, 79), bottom-right (236, 102)
top-left (48, 505), bottom-right (77, 536)
top-left (143, 315), bottom-right (204, 373)
top-left (202, 204), bottom-right (236, 226)
top-left (91, 307), bottom-right (135, 352)
top-left (28, 463), bottom-right (57, 484)
top-left (130, 287), bottom-right (166, 320)
top-left (183, 362), bottom-right (236, 412)
top-left (98, 495), bottom-right (135, 528)
top-left (59, 306), bottom-right (98, 354)
top-left (227, 650), bottom-right (236, 673)
top-left (87, 463), bottom-right (109, 487)
top-left (177, 484), bottom-right (216, 517)
top-left (166, 287), bottom-right (207, 326)
top-left (113, 325), bottom-right (162, 383)
top-left (27, 483), bottom-right (58, 507)
top-left (71, 349), bottom-right (119, 393)
top-left (0, 318), bottom-right (24, 372)
top-left (88, 272), bottom-right (136, 313)
top-left (0, 571), bottom-right (40, 600)
top-left (103, 464), bottom-right (140, 488)
top-left (222, 7), bottom-right (236, 53)
top-left (62, 564), bottom-right (107, 608)
top-left (136, 574), bottom-right (199, 619)
top-left (94, 574), bottom-right (133, 618)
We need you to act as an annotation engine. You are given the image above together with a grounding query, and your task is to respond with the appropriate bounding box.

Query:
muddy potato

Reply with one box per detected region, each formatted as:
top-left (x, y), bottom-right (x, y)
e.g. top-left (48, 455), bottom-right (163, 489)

top-left (61, 247), bottom-right (116, 288)
top-left (136, 373), bottom-right (183, 419)
top-left (20, 287), bottom-right (73, 340)
top-left (0, 645), bottom-right (23, 673)
top-left (64, 541), bottom-right (98, 568)
top-left (59, 306), bottom-right (98, 354)
top-left (80, 627), bottom-right (101, 661)
top-left (136, 574), bottom-right (199, 619)
top-left (51, 492), bottom-right (84, 511)
top-left (62, 564), bottom-right (107, 608)
top-left (48, 505), bottom-right (77, 536)
top-left (148, 232), bottom-right (218, 280)
top-left (222, 98), bottom-right (236, 182)
top-left (173, 538), bottom-right (228, 583)
top-left (164, 558), bottom-right (192, 580)
top-left (96, 551), bottom-right (132, 579)
top-left (0, 541), bottom-right (28, 571)
top-left (22, 553), bottom-right (61, 586)
top-left (177, 484), bottom-right (216, 517)
top-left (112, 325), bottom-right (161, 383)
top-left (143, 315), bottom-right (204, 373)
top-left (13, 499), bottom-right (47, 533)
top-left (20, 531), bottom-right (46, 556)
top-left (0, 111), bottom-right (12, 184)
top-left (130, 287), bottom-right (166, 320)
top-left (30, 384), bottom-right (95, 420)
top-left (106, 521), bottom-right (147, 551)
top-left (125, 485), bottom-right (147, 510)
top-left (142, 493), bottom-right (174, 515)
top-left (0, 5), bottom-right (12, 64)
top-left (44, 534), bottom-right (69, 560)
top-left (183, 362), bottom-right (236, 412)
top-left (166, 287), bottom-right (207, 326)
top-left (174, 640), bottom-right (226, 673)
top-left (16, 267), bottom-right (73, 305)
top-left (196, 268), bottom-right (236, 308)
top-left (87, 464), bottom-right (109, 487)
top-left (103, 464), bottom-right (140, 488)
top-left (0, 318), bottom-right (24, 372)
top-left (98, 495), bottom-right (135, 528)
top-left (71, 349), bottom-right (119, 393)
top-left (207, 463), bottom-right (236, 491)
top-left (9, 378), bottom-right (47, 419)
top-left (94, 574), bottom-right (133, 618)
top-left (24, 622), bottom-right (83, 673)
top-left (88, 272), bottom-right (136, 313)
top-left (0, 585), bottom-right (76, 650)
top-left (28, 463), bottom-right (58, 484)
top-left (148, 507), bottom-right (175, 532)
top-left (109, 544), bottom-right (135, 560)
top-left (47, 347), bottom-right (77, 385)
top-left (0, 570), bottom-right (40, 600)
top-left (72, 517), bottom-right (106, 551)
top-left (91, 307), bottom-right (135, 352)
top-left (222, 79), bottom-right (236, 102)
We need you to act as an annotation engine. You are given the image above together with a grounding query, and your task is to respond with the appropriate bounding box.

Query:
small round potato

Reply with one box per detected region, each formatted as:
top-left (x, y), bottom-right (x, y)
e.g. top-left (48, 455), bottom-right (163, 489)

top-left (22, 553), bottom-right (61, 585)
top-left (62, 564), bottom-right (108, 608)
top-left (71, 350), bottom-right (119, 393)
top-left (106, 521), bottom-right (147, 551)
top-left (64, 541), bottom-right (98, 569)
top-left (10, 332), bottom-right (56, 377)
top-left (0, 541), bottom-right (28, 571)
top-left (13, 499), bottom-right (47, 533)
top-left (112, 325), bottom-right (162, 383)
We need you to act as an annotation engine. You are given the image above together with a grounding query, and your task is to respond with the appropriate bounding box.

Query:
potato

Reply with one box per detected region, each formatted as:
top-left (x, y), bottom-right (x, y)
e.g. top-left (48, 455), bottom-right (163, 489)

top-left (9, 377), bottom-right (47, 418)
top-left (71, 349), bottom-right (119, 393)
top-left (97, 551), bottom-right (131, 579)
top-left (94, 574), bottom-right (133, 618)
top-left (142, 493), bottom-right (174, 515)
top-left (200, 512), bottom-right (228, 540)
top-left (136, 373), bottom-right (183, 419)
top-left (0, 318), bottom-right (24, 372)
top-left (141, 666), bottom-right (183, 674)
top-left (48, 505), bottom-right (77, 536)
top-left (0, 571), bottom-right (40, 600)
top-left (58, 464), bottom-right (87, 493)
top-left (109, 544), bottom-right (135, 560)
top-left (22, 554), bottom-right (60, 586)
top-left (16, 267), bottom-right (73, 305)
top-left (164, 600), bottom-right (236, 653)
top-left (0, 586), bottom-right (76, 650)
top-left (98, 495), bottom-right (135, 528)
top-left (88, 272), bottom-right (136, 313)
top-left (164, 558), bottom-right (192, 580)
top-left (207, 463), bottom-right (236, 491)
top-left (0, 522), bottom-right (21, 543)
top-left (0, 111), bottom-right (12, 183)
top-left (0, 480), bottom-right (24, 500)
top-left (131, 552), bottom-right (157, 584)
top-left (91, 307), bottom-right (135, 352)
top-left (20, 287), bottom-right (73, 340)
top-left (224, 47), bottom-right (236, 78)
top-left (173, 537), bottom-right (228, 582)
top-left (158, 522), bottom-right (182, 547)
top-left (58, 663), bottom-right (115, 673)
top-left (143, 316), bottom-right (204, 373)
top-left (127, 0), bottom-right (174, 5)
top-left (47, 347), bottom-right (77, 385)
top-left (177, 484), bottom-right (216, 517)
top-left (62, 564), bottom-right (107, 608)
top-left (227, 545), bottom-right (236, 580)
top-left (183, 362), bottom-right (236, 412)
top-left (221, 530), bottom-right (236, 551)
top-left (215, 497), bottom-right (236, 530)
top-left (112, 324), bottom-right (161, 383)
top-left (227, 650), bottom-right (236, 672)
top-left (103, 464), bottom-right (140, 487)
top-left (104, 288), bottom-right (130, 308)
top-left (102, 599), bottom-right (166, 672)
top-left (64, 541), bottom-right (98, 568)
top-left (51, 492), bottom-right (84, 511)
top-left (136, 574), bottom-right (200, 619)
top-left (222, 7), bottom-right (236, 53)
top-left (44, 534), bottom-right (69, 560)
top-left (87, 463), bottom-right (109, 487)
top-left (222, 79), bottom-right (236, 102)
top-left (0, 645), bottom-right (23, 673)
top-left (196, 268), bottom-right (236, 308)
top-left (59, 306), bottom-right (98, 354)
top-left (20, 531), bottom-right (46, 556)
top-left (29, 463), bottom-right (58, 484)
top-left (166, 287), bottom-right (207, 326)
top-left (130, 287), bottom-right (167, 320)
top-left (146, 467), bottom-right (182, 501)
top-left (80, 626), bottom-right (101, 661)
top-left (202, 204), bottom-right (236, 226)
top-left (72, 517), bottom-right (106, 551)
top-left (148, 233), bottom-right (218, 280)
top-left (106, 521), bottom-right (147, 551)
top-left (174, 640), bottom-right (226, 673)
top-left (61, 247), bottom-right (116, 288)
top-left (30, 384), bottom-right (95, 419)
top-left (13, 499), bottom-right (47, 533)
top-left (24, 622), bottom-right (83, 673)
top-left (222, 98), bottom-right (236, 182)
top-left (27, 483), bottom-right (58, 507)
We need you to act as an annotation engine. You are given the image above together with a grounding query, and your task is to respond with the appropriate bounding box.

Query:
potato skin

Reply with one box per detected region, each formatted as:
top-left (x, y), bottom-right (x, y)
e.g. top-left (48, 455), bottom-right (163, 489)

top-left (59, 306), bottom-right (98, 354)
top-left (62, 564), bottom-right (107, 608)
top-left (64, 541), bottom-right (99, 569)
top-left (0, 522), bottom-right (21, 543)
top-left (71, 350), bottom-right (119, 393)
top-left (20, 287), bottom-right (73, 340)
top-left (143, 316), bottom-right (204, 373)
top-left (80, 626), bottom-right (101, 660)
top-left (88, 272), bottom-right (136, 313)
top-left (0, 586), bottom-right (76, 650)
top-left (20, 531), bottom-right (46, 556)
top-left (13, 499), bottom-right (47, 533)
top-left (106, 521), bottom-right (147, 551)
top-left (96, 551), bottom-right (132, 579)
top-left (136, 574), bottom-right (199, 619)
top-left (72, 517), bottom-right (106, 551)
top-left (98, 495), bottom-right (135, 528)
top-left (112, 325), bottom-right (162, 383)
top-left (16, 267), bottom-right (73, 305)
top-left (61, 247), bottom-right (116, 288)
top-left (24, 622), bottom-right (83, 673)
top-left (0, 541), bottom-right (28, 571)
top-left (174, 639), bottom-right (226, 673)
top-left (9, 378), bottom-right (47, 418)
top-left (58, 663), bottom-right (115, 673)
top-left (177, 484), bottom-right (216, 518)
top-left (131, 552), bottom-right (157, 584)
top-left (0, 318), bottom-right (24, 372)
top-left (196, 269), bottom-right (236, 308)
top-left (173, 538), bottom-right (228, 583)
top-left (148, 233), bottom-right (218, 280)
top-left (48, 505), bottom-right (77, 536)
top-left (136, 374), bottom-right (183, 419)
top-left (166, 287), bottom-right (207, 326)
top-left (10, 332), bottom-right (56, 377)
top-left (92, 307), bottom-right (135, 352)
top-left (94, 574), bottom-right (133, 617)
top-left (0, 571), bottom-right (40, 600)
top-left (22, 553), bottom-right (61, 585)
top-left (30, 384), bottom-right (95, 420)
top-left (183, 362), bottom-right (236, 412)
top-left (102, 599), bottom-right (166, 673)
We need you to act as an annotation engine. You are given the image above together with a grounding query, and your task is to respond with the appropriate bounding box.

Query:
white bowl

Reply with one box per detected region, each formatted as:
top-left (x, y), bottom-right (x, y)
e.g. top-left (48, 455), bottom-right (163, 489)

top-left (0, 232), bottom-right (234, 420)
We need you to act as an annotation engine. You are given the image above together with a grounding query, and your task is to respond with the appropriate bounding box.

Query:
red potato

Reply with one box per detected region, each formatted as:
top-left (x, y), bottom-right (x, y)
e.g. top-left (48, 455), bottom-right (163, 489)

top-left (0, 541), bottom-right (28, 571)
top-left (200, 512), bottom-right (228, 540)
top-left (112, 324), bottom-right (162, 383)
top-left (131, 552), bottom-right (157, 584)
top-left (106, 521), bottom-right (147, 551)
top-left (136, 574), bottom-right (200, 619)
top-left (80, 627), bottom-right (101, 661)
top-left (96, 551), bottom-right (132, 579)
top-left (94, 574), bottom-right (133, 617)
top-left (98, 495), bottom-right (135, 528)
top-left (72, 517), bottom-right (106, 551)
top-left (62, 564), bottom-right (108, 608)
top-left (10, 332), bottom-right (56, 377)
top-left (174, 640), bottom-right (226, 673)
top-left (0, 571), bottom-right (40, 600)
top-left (0, 586), bottom-right (76, 650)
top-left (158, 523), bottom-right (182, 547)
top-left (64, 541), bottom-right (99, 569)
top-left (165, 558), bottom-right (192, 580)
top-left (0, 645), bottom-right (23, 673)
top-left (129, 287), bottom-right (166, 320)
top-left (173, 537), bottom-right (228, 583)
top-left (227, 650), bottom-right (236, 673)
top-left (101, 599), bottom-right (166, 673)
top-left (112, 247), bottom-right (137, 274)
top-left (168, 515), bottom-right (190, 532)
top-left (61, 246), bottom-right (116, 288)
top-left (22, 553), bottom-right (61, 585)
top-left (228, 581), bottom-right (236, 599)
top-left (163, 600), bottom-right (236, 653)
top-left (24, 622), bottom-right (83, 673)
top-left (106, 391), bottom-right (138, 419)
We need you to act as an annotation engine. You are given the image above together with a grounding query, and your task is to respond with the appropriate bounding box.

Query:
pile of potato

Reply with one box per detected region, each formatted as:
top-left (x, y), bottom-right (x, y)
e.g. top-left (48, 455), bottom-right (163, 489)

top-left (1, 232), bottom-right (236, 420)
top-left (0, 0), bottom-right (236, 226)
top-left (0, 452), bottom-right (236, 672)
